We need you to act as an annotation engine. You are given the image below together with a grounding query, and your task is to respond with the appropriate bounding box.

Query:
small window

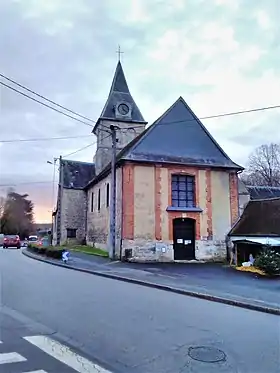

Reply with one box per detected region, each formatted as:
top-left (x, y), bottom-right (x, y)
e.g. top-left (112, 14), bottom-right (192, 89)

top-left (91, 192), bottom-right (94, 212)
top-left (171, 174), bottom-right (195, 208)
top-left (98, 188), bottom-right (101, 211)
top-left (67, 228), bottom-right (77, 238)
top-left (106, 183), bottom-right (110, 207)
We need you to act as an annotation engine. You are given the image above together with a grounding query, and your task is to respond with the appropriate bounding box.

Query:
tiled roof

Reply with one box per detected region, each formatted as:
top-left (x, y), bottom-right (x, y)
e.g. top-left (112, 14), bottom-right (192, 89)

top-left (229, 198), bottom-right (280, 236)
top-left (62, 160), bottom-right (95, 189)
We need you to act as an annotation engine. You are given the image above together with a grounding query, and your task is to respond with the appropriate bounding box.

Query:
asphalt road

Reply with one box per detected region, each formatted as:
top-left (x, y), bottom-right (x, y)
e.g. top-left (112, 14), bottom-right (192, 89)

top-left (0, 249), bottom-right (279, 373)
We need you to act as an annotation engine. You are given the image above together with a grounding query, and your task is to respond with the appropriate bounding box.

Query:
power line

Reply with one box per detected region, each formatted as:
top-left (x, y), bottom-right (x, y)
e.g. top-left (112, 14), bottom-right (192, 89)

top-left (127, 103), bottom-right (280, 129)
top-left (62, 133), bottom-right (111, 158)
top-left (0, 81), bottom-right (94, 128)
top-left (62, 142), bottom-right (97, 158)
top-left (0, 135), bottom-right (92, 143)
top-left (0, 73), bottom-right (96, 124)
top-left (0, 181), bottom-right (53, 187)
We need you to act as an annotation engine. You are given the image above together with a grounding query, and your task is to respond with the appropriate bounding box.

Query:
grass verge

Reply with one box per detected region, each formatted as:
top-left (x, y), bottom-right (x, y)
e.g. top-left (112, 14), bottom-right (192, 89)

top-left (70, 246), bottom-right (109, 258)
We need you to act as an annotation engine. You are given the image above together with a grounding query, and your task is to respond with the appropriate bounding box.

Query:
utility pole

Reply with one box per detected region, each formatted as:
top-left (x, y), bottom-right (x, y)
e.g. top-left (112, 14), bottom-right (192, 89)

top-left (57, 155), bottom-right (63, 246)
top-left (109, 125), bottom-right (117, 260)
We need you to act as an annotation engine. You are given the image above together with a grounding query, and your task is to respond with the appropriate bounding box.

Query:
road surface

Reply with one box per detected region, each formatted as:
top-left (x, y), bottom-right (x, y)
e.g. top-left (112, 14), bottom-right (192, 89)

top-left (0, 249), bottom-right (279, 372)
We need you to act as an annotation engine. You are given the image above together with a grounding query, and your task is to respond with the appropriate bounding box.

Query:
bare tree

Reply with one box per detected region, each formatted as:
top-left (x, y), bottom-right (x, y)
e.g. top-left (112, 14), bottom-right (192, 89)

top-left (242, 143), bottom-right (280, 186)
top-left (0, 196), bottom-right (5, 232)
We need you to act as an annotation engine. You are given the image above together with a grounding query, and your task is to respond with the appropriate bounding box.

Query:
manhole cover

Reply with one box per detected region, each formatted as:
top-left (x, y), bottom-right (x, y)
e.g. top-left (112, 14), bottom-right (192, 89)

top-left (188, 346), bottom-right (226, 363)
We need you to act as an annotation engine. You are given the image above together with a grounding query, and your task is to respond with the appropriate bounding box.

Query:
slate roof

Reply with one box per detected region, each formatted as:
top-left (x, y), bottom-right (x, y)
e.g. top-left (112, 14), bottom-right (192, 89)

top-left (120, 97), bottom-right (243, 169)
top-left (93, 61), bottom-right (147, 133)
top-left (62, 160), bottom-right (95, 189)
top-left (85, 97), bottom-right (243, 189)
top-left (247, 185), bottom-right (280, 200)
top-left (229, 198), bottom-right (280, 237)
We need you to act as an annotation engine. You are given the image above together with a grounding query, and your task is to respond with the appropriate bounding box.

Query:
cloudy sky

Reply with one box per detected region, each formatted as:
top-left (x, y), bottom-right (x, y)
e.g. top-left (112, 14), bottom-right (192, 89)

top-left (0, 0), bottom-right (280, 223)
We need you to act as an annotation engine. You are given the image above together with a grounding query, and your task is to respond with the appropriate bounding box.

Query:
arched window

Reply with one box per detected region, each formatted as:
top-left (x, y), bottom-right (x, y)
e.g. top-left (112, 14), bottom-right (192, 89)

top-left (106, 183), bottom-right (110, 207)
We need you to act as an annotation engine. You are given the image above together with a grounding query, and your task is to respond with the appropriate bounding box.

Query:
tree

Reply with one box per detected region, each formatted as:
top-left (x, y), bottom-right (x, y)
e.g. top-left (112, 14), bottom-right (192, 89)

top-left (1, 191), bottom-right (34, 238)
top-left (0, 195), bottom-right (5, 232)
top-left (241, 143), bottom-right (280, 187)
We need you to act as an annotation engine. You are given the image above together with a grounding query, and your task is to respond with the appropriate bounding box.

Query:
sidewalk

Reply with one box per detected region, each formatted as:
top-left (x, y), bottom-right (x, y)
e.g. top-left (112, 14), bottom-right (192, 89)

top-left (23, 249), bottom-right (280, 315)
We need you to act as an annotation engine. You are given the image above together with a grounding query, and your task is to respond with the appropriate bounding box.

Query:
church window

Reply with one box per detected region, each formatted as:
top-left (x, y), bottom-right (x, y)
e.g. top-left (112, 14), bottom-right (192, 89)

top-left (91, 192), bottom-right (94, 212)
top-left (98, 188), bottom-right (101, 211)
top-left (106, 183), bottom-right (110, 207)
top-left (67, 228), bottom-right (77, 238)
top-left (171, 175), bottom-right (195, 208)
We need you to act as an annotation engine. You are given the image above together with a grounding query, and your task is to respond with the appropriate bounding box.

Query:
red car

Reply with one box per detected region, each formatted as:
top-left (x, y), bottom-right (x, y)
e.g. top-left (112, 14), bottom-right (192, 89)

top-left (3, 235), bottom-right (21, 249)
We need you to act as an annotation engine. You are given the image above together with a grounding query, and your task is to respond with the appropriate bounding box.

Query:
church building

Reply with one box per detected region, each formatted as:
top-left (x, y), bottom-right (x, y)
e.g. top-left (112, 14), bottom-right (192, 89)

top-left (53, 60), bottom-right (243, 262)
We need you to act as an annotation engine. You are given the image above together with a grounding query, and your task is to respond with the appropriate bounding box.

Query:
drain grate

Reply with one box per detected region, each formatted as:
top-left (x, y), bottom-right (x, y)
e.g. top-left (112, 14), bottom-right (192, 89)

top-left (188, 346), bottom-right (226, 363)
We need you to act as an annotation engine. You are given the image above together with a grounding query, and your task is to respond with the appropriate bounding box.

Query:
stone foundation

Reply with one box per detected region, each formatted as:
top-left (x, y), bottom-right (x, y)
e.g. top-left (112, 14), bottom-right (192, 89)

top-left (121, 238), bottom-right (227, 263)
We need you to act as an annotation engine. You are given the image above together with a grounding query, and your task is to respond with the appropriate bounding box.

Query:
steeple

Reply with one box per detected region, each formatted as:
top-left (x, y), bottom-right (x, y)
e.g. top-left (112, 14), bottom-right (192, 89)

top-left (93, 60), bottom-right (147, 175)
top-left (93, 61), bottom-right (147, 134)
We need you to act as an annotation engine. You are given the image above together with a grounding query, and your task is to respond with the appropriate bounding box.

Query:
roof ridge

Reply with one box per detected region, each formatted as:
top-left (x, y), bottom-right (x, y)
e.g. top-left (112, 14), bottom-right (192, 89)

top-left (250, 196), bottom-right (280, 202)
top-left (62, 159), bottom-right (94, 165)
top-left (177, 96), bottom-right (242, 167)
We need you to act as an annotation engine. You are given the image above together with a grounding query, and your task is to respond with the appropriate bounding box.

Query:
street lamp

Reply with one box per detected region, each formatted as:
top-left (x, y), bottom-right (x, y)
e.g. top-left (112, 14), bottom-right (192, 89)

top-left (47, 158), bottom-right (58, 211)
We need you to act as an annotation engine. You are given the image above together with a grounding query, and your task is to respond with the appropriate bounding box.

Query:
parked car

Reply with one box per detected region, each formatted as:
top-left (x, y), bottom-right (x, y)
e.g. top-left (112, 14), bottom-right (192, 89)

top-left (3, 235), bottom-right (21, 249)
top-left (28, 235), bottom-right (38, 246)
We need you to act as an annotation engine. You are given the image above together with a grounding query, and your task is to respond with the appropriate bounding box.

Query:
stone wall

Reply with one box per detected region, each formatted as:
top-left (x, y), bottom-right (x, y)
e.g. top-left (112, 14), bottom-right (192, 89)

top-left (94, 119), bottom-right (145, 175)
top-left (86, 167), bottom-right (123, 256)
top-left (60, 188), bottom-right (87, 245)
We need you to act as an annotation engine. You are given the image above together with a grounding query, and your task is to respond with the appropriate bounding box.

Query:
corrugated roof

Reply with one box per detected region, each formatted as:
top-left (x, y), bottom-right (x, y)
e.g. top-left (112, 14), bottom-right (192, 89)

top-left (93, 61), bottom-right (146, 132)
top-left (229, 198), bottom-right (280, 236)
top-left (62, 160), bottom-right (95, 189)
top-left (121, 97), bottom-right (243, 169)
top-left (247, 185), bottom-right (280, 200)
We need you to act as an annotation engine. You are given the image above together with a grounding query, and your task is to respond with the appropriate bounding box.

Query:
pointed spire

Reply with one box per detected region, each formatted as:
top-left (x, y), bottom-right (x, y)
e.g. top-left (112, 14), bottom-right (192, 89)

top-left (108, 61), bottom-right (130, 94)
top-left (93, 61), bottom-right (147, 132)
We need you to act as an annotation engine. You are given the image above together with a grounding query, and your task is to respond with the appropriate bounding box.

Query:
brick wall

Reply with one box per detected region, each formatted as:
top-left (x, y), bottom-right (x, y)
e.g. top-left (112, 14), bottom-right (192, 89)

top-left (122, 163), bottom-right (234, 262)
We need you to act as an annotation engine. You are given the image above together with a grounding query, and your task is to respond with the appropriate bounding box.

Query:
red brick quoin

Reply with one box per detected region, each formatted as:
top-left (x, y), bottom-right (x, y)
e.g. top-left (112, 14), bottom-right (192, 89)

top-left (206, 169), bottom-right (213, 239)
top-left (229, 172), bottom-right (239, 226)
top-left (154, 165), bottom-right (162, 240)
top-left (122, 163), bottom-right (135, 240)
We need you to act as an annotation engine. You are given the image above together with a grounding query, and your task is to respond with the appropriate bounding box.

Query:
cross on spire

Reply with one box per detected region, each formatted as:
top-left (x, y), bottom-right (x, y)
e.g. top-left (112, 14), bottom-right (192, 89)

top-left (116, 45), bottom-right (124, 62)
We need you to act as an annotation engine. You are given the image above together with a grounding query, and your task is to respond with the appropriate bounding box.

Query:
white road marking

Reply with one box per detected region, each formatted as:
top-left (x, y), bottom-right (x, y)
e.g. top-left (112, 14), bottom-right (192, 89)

top-left (0, 340), bottom-right (2, 344)
top-left (0, 352), bottom-right (27, 364)
top-left (22, 371), bottom-right (48, 373)
top-left (24, 336), bottom-right (113, 373)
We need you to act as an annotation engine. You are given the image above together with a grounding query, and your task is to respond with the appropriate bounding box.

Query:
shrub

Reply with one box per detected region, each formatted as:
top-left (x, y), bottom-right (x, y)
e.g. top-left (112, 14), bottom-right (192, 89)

top-left (37, 247), bottom-right (46, 255)
top-left (45, 248), bottom-right (63, 259)
top-left (254, 248), bottom-right (280, 276)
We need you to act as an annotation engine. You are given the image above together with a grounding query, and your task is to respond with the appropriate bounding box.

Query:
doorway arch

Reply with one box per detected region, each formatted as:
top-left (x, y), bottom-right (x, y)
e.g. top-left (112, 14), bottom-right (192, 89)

top-left (173, 218), bottom-right (196, 260)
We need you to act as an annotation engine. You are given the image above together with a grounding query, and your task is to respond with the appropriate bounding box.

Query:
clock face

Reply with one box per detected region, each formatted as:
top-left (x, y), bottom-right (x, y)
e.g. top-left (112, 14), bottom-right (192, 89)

top-left (118, 103), bottom-right (129, 115)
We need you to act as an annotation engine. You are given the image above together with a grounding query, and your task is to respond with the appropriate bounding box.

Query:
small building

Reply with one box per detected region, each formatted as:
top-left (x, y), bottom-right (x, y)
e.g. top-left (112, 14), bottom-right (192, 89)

top-left (228, 197), bottom-right (280, 263)
top-left (52, 160), bottom-right (95, 245)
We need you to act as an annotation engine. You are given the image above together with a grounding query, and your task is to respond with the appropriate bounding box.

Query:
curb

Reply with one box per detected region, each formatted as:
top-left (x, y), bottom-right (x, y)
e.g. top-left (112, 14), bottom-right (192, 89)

top-left (22, 249), bottom-right (280, 316)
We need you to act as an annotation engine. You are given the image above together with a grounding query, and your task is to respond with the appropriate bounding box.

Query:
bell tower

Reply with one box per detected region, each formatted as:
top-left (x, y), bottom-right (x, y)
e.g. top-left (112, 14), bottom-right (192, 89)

top-left (93, 61), bottom-right (147, 175)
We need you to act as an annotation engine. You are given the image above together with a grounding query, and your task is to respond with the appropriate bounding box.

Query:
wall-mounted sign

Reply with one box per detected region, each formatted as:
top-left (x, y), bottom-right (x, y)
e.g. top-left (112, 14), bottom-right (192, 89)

top-left (184, 240), bottom-right (191, 245)
top-left (177, 238), bottom-right (183, 244)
